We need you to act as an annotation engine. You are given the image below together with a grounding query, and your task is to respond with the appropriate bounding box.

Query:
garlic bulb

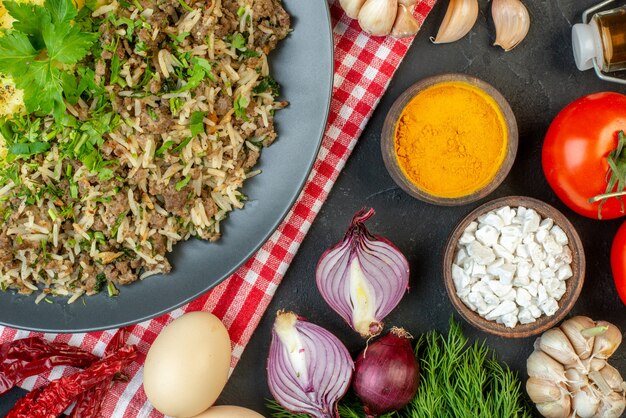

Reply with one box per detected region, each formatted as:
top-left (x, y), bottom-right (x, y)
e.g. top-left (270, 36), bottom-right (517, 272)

top-left (339, 0), bottom-right (420, 38)
top-left (492, 0), bottom-right (530, 51)
top-left (358, 0), bottom-right (398, 36)
top-left (432, 0), bottom-right (478, 44)
top-left (391, 4), bottom-right (421, 38)
top-left (526, 317), bottom-right (626, 418)
top-left (340, 0), bottom-right (367, 19)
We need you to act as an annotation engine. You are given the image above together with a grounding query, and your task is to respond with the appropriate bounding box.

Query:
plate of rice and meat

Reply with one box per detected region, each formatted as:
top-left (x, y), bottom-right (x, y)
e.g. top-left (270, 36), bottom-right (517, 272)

top-left (0, 0), bottom-right (332, 331)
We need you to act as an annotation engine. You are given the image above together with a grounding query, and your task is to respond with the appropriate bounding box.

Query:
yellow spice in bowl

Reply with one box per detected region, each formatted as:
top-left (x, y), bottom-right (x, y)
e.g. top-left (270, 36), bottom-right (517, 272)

top-left (394, 81), bottom-right (508, 198)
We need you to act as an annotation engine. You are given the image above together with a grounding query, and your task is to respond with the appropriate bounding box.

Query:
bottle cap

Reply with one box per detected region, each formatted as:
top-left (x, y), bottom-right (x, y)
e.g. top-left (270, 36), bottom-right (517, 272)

top-left (572, 23), bottom-right (602, 71)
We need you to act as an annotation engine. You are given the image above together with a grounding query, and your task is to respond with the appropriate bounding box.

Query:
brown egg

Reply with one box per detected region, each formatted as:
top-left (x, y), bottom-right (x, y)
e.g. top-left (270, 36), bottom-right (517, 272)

top-left (192, 405), bottom-right (265, 417)
top-left (143, 312), bottom-right (231, 418)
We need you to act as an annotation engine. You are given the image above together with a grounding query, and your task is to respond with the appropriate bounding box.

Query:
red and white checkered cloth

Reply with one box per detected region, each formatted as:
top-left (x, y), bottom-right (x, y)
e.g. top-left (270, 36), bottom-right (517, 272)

top-left (0, 0), bottom-right (436, 415)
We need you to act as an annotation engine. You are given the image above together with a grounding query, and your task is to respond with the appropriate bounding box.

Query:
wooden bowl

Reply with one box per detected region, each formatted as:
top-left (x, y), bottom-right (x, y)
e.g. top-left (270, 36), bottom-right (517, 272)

top-left (381, 73), bottom-right (518, 206)
top-left (443, 196), bottom-right (585, 338)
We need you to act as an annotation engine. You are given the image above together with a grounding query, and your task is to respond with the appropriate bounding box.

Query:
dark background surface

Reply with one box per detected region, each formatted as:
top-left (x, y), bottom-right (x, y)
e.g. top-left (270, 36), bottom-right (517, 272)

top-left (3, 0), bottom-right (626, 416)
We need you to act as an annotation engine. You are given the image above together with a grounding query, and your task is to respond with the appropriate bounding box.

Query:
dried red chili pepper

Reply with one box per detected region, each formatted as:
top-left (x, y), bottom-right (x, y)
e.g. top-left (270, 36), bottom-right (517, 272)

top-left (69, 329), bottom-right (128, 418)
top-left (4, 387), bottom-right (43, 417)
top-left (6, 345), bottom-right (137, 418)
top-left (0, 337), bottom-right (98, 395)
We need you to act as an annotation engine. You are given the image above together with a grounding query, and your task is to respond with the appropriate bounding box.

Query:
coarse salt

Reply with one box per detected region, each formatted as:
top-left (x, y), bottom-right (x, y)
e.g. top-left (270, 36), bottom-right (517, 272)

top-left (452, 206), bottom-right (574, 328)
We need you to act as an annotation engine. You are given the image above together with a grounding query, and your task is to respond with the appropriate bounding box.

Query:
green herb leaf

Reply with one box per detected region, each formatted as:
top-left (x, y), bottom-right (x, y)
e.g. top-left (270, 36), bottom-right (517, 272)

top-left (0, 0), bottom-right (97, 118)
top-left (189, 111), bottom-right (206, 136)
top-left (155, 140), bottom-right (175, 157)
top-left (239, 49), bottom-right (260, 58)
top-left (0, 31), bottom-right (37, 74)
top-left (110, 54), bottom-right (121, 85)
top-left (253, 76), bottom-right (280, 96)
top-left (94, 272), bottom-right (107, 293)
top-left (176, 0), bottom-right (193, 12)
top-left (2, 1), bottom-right (50, 49)
top-left (234, 95), bottom-right (249, 120)
top-left (45, 0), bottom-right (77, 24)
top-left (231, 33), bottom-right (246, 49)
top-left (173, 136), bottom-right (192, 153)
top-left (44, 24), bottom-right (97, 64)
top-left (175, 175), bottom-right (191, 191)
top-left (8, 141), bottom-right (49, 157)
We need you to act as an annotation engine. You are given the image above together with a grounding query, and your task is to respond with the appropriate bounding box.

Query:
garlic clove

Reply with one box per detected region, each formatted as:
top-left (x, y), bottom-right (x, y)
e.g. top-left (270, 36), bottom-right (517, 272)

top-left (526, 350), bottom-right (567, 384)
top-left (565, 368), bottom-right (589, 391)
top-left (535, 394), bottom-right (571, 418)
top-left (596, 391), bottom-right (626, 418)
top-left (592, 321), bottom-right (622, 360)
top-left (432, 0), bottom-right (478, 44)
top-left (598, 364), bottom-right (625, 392)
top-left (571, 386), bottom-right (601, 418)
top-left (492, 0), bottom-right (530, 51)
top-left (358, 0), bottom-right (398, 36)
top-left (526, 378), bottom-right (563, 404)
top-left (398, 0), bottom-right (417, 7)
top-left (340, 0), bottom-right (367, 20)
top-left (560, 316), bottom-right (596, 360)
top-left (391, 4), bottom-right (421, 38)
top-left (538, 328), bottom-right (580, 366)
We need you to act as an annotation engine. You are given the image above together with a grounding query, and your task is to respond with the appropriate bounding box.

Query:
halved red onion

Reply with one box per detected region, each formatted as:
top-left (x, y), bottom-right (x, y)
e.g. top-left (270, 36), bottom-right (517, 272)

top-left (316, 208), bottom-right (410, 338)
top-left (267, 311), bottom-right (353, 418)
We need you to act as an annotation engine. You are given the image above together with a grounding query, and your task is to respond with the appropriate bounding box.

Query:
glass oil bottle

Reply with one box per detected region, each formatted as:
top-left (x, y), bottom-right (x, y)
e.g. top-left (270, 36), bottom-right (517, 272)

top-left (573, 0), bottom-right (626, 84)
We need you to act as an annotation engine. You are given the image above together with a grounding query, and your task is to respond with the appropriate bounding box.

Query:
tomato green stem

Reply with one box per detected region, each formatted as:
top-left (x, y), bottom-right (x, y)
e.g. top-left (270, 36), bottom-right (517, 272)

top-left (589, 190), bottom-right (626, 203)
top-left (590, 130), bottom-right (626, 219)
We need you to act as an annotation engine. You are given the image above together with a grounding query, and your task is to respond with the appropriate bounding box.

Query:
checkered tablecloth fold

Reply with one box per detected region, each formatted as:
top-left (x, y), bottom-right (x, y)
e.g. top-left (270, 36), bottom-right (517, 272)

top-left (0, 0), bottom-right (436, 415)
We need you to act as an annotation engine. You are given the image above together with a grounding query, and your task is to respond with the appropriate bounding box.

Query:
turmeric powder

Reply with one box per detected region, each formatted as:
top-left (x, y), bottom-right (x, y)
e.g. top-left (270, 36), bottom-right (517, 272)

top-left (394, 81), bottom-right (508, 198)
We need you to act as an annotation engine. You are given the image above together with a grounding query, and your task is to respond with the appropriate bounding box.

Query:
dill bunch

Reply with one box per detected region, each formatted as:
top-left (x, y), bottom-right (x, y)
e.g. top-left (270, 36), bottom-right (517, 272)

top-left (267, 319), bottom-right (533, 418)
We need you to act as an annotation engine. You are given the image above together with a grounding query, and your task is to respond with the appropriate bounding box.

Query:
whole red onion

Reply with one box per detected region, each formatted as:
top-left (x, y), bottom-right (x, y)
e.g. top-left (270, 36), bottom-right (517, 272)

top-left (353, 327), bottom-right (419, 417)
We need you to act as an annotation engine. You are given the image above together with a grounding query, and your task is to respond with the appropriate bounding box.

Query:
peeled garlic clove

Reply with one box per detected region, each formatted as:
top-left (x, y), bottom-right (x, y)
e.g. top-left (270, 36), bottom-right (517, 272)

top-left (391, 4), bottom-right (421, 38)
top-left (340, 0), bottom-right (367, 19)
top-left (492, 0), bottom-right (530, 51)
top-left (432, 0), bottom-right (478, 44)
top-left (358, 0), bottom-right (398, 36)
top-left (560, 316), bottom-right (596, 360)
top-left (538, 328), bottom-right (580, 366)
top-left (526, 378), bottom-right (563, 404)
top-left (536, 394), bottom-right (571, 418)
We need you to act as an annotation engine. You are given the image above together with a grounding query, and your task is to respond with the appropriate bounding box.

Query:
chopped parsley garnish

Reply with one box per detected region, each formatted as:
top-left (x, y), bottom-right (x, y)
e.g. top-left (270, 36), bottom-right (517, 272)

top-left (174, 57), bottom-right (215, 93)
top-left (253, 76), bottom-right (281, 96)
top-left (0, 0), bottom-right (98, 119)
top-left (234, 95), bottom-right (249, 120)
top-left (175, 175), bottom-right (191, 191)
top-left (94, 272), bottom-right (107, 293)
top-left (189, 111), bottom-right (206, 136)
top-left (177, 0), bottom-right (193, 12)
top-left (155, 140), bottom-right (176, 157)
top-left (228, 32), bottom-right (259, 58)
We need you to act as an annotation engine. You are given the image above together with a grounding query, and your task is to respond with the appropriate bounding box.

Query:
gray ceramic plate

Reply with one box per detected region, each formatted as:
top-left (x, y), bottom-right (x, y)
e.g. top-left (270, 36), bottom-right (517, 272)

top-left (0, 1), bottom-right (333, 332)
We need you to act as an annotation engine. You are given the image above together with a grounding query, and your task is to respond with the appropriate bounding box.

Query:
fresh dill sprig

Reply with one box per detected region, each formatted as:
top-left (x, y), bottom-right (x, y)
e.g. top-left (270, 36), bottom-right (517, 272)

top-left (409, 319), bottom-right (533, 418)
top-left (267, 319), bottom-right (532, 418)
top-left (266, 400), bottom-right (308, 418)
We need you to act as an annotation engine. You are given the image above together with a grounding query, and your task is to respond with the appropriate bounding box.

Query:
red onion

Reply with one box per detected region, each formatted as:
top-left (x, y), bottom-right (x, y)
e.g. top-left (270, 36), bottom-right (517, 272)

top-left (267, 311), bottom-right (353, 418)
top-left (353, 327), bottom-right (420, 417)
top-left (316, 208), bottom-right (409, 338)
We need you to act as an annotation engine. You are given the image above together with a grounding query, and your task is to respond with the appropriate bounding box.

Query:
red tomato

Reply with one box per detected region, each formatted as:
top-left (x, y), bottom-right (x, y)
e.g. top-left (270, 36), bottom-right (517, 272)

top-left (542, 92), bottom-right (626, 220)
top-left (611, 221), bottom-right (626, 305)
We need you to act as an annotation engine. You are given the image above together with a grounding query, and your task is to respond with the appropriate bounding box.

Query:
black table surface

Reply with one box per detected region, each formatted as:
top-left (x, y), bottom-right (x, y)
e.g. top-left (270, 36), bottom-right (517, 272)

top-left (3, 0), bottom-right (626, 416)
